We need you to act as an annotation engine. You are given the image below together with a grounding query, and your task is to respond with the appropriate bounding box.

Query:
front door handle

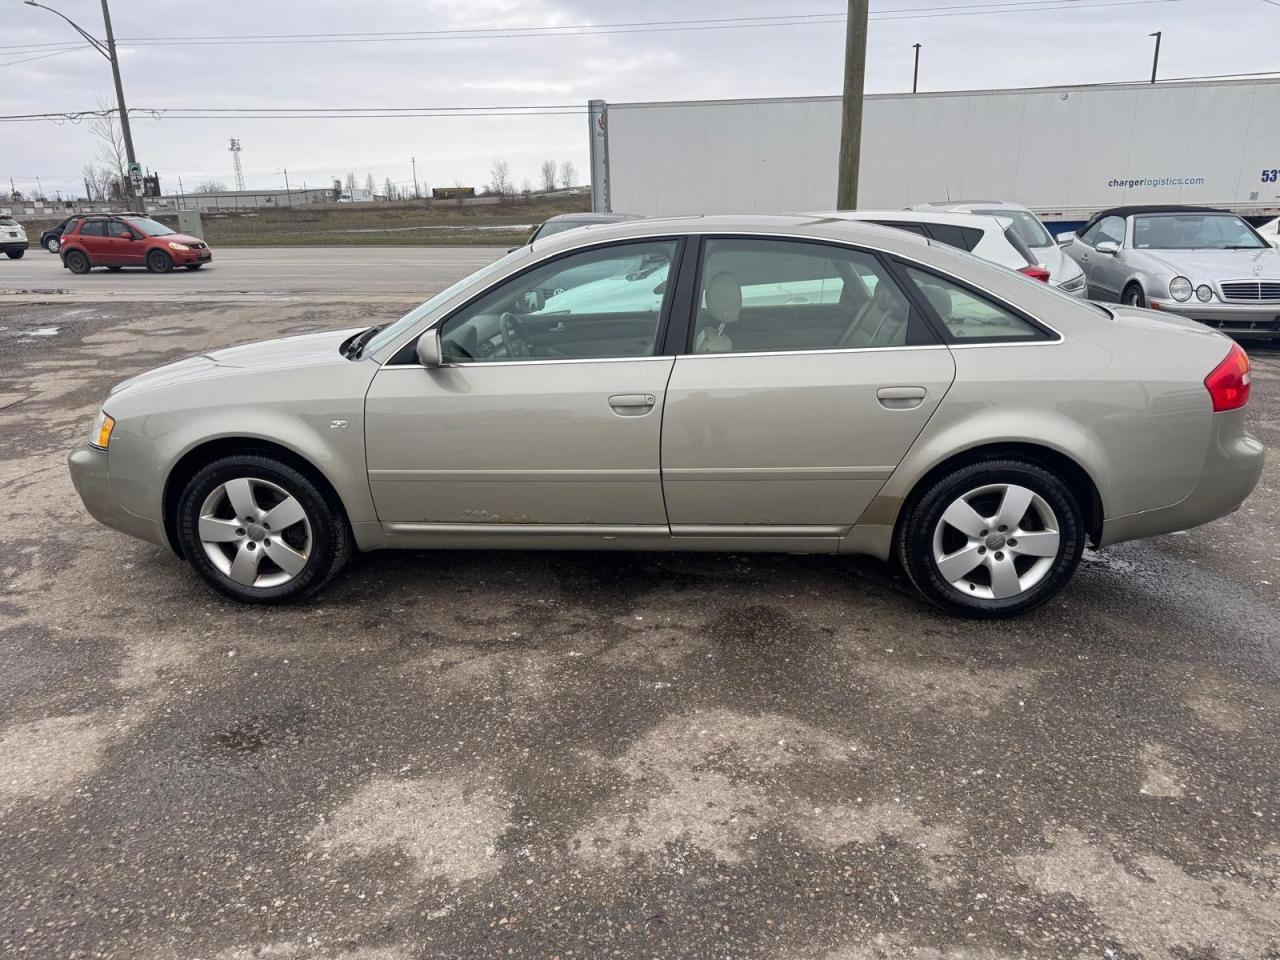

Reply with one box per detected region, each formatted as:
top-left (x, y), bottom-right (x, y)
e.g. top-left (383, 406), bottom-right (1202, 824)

top-left (877, 386), bottom-right (927, 410)
top-left (608, 393), bottom-right (657, 416)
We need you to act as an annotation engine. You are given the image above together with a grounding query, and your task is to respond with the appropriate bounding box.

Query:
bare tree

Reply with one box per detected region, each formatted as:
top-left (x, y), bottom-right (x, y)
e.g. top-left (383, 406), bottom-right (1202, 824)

top-left (520, 178), bottom-right (532, 196)
top-left (488, 159), bottom-right (513, 198)
top-left (81, 164), bottom-right (109, 201)
top-left (364, 173), bottom-right (376, 196)
top-left (195, 180), bottom-right (228, 193)
top-left (87, 96), bottom-right (129, 198)
top-left (539, 160), bottom-right (557, 193)
top-left (384, 176), bottom-right (396, 201)
top-left (344, 171), bottom-right (357, 196)
top-left (558, 160), bottom-right (578, 189)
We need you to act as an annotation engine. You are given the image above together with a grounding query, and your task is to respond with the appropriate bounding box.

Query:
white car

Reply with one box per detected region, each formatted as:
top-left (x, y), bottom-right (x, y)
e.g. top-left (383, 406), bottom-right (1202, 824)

top-left (810, 209), bottom-right (1054, 284)
top-left (908, 201), bottom-right (1086, 297)
top-left (1, 216), bottom-right (28, 259)
top-left (1259, 217), bottom-right (1280, 249)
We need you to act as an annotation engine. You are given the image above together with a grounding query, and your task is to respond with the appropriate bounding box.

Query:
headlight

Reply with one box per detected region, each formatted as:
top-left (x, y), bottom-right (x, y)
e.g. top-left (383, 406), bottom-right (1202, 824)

top-left (168, 241), bottom-right (190, 251)
top-left (1060, 273), bottom-right (1086, 293)
top-left (88, 409), bottom-right (115, 449)
top-left (1195, 284), bottom-right (1213, 302)
top-left (1169, 276), bottom-right (1193, 301)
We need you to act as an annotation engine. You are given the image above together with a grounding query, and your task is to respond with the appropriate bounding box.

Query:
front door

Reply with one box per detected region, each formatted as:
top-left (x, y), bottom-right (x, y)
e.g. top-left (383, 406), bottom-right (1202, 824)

top-left (365, 238), bottom-right (684, 533)
top-left (661, 237), bottom-right (956, 536)
top-left (105, 219), bottom-right (147, 266)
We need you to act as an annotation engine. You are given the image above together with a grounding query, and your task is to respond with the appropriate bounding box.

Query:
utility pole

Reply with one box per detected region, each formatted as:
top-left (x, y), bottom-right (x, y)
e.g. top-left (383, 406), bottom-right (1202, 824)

top-left (411, 156), bottom-right (419, 198)
top-left (24, 1), bottom-right (138, 199)
top-left (837, 0), bottom-right (870, 209)
top-left (1148, 31), bottom-right (1161, 83)
top-left (912, 43), bottom-right (922, 93)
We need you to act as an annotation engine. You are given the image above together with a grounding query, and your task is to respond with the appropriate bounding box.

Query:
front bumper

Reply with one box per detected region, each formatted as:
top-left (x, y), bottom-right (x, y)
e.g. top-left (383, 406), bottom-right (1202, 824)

top-left (171, 246), bottom-right (213, 265)
top-left (1100, 411), bottom-right (1264, 546)
top-left (68, 445), bottom-right (168, 548)
top-left (1149, 298), bottom-right (1280, 338)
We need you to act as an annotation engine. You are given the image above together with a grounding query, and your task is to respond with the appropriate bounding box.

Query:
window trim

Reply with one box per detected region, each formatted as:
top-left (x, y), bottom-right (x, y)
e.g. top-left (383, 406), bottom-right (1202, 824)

top-left (678, 234), bottom-right (939, 357)
top-left (386, 236), bottom-right (688, 366)
top-left (891, 258), bottom-right (1062, 345)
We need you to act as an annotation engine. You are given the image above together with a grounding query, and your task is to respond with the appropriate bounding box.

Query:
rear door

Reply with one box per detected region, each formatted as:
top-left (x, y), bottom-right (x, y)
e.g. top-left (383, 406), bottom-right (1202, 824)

top-left (74, 220), bottom-right (110, 262)
top-left (660, 236), bottom-right (955, 537)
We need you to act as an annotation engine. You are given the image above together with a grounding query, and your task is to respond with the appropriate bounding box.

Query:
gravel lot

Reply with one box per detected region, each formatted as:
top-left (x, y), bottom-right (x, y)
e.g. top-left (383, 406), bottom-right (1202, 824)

top-left (1, 255), bottom-right (1278, 959)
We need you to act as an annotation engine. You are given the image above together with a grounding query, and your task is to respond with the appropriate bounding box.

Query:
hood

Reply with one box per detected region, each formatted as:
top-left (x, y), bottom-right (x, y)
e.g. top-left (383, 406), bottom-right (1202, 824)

top-left (163, 232), bottom-right (204, 246)
top-left (1138, 245), bottom-right (1280, 280)
top-left (109, 328), bottom-right (362, 398)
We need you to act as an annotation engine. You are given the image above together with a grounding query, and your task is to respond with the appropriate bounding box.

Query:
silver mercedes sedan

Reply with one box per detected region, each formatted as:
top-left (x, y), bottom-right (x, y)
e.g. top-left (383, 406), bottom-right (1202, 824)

top-left (1058, 205), bottom-right (1280, 338)
top-left (68, 215), bottom-right (1263, 618)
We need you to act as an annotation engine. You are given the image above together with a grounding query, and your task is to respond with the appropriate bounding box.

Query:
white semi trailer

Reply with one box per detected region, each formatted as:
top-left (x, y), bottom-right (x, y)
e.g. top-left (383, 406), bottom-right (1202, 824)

top-left (590, 78), bottom-right (1280, 224)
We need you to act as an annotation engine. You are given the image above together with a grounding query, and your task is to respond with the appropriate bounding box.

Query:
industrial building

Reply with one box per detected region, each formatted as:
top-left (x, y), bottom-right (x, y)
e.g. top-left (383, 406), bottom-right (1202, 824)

top-left (589, 77), bottom-right (1280, 222)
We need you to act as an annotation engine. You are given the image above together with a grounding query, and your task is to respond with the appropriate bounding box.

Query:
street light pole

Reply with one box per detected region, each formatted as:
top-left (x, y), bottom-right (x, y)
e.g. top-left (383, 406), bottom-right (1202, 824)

top-left (912, 43), bottom-right (921, 93)
top-left (1148, 30), bottom-right (1162, 83)
top-left (24, 0), bottom-right (138, 198)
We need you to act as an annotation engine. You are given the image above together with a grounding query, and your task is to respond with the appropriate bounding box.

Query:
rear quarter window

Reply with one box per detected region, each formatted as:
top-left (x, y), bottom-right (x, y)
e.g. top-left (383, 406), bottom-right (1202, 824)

top-left (902, 266), bottom-right (1050, 342)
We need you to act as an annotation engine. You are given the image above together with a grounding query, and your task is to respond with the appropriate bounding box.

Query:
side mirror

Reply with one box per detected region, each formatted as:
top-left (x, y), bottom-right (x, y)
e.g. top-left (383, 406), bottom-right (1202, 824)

top-left (416, 328), bottom-right (443, 367)
top-left (1056, 231), bottom-right (1076, 246)
top-left (1095, 240), bottom-right (1120, 255)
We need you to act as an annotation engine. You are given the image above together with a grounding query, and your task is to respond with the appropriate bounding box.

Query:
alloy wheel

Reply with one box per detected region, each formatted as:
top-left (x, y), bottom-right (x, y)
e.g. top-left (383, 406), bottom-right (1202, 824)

top-left (197, 477), bottom-right (312, 588)
top-left (930, 483), bottom-right (1061, 600)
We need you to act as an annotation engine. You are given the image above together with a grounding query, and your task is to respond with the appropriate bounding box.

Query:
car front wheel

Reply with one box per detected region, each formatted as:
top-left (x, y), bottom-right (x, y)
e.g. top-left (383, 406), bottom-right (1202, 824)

top-left (175, 455), bottom-right (352, 603)
top-left (1122, 283), bottom-right (1146, 307)
top-left (45, 237), bottom-right (60, 253)
top-left (64, 250), bottom-right (91, 274)
top-left (897, 458), bottom-right (1085, 618)
top-left (147, 250), bottom-right (173, 273)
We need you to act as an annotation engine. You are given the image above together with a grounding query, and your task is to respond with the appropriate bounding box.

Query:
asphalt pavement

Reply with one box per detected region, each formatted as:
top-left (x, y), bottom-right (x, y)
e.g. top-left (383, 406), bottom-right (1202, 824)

top-left (0, 263), bottom-right (1278, 960)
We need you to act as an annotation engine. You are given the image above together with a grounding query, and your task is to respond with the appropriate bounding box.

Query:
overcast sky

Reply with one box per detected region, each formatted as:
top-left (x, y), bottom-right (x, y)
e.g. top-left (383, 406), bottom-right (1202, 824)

top-left (3, 0), bottom-right (1277, 199)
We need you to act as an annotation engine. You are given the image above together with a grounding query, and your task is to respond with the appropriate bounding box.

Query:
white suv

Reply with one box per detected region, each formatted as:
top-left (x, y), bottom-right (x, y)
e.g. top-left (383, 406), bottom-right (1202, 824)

top-left (1, 216), bottom-right (28, 259)
top-left (906, 201), bottom-right (1086, 297)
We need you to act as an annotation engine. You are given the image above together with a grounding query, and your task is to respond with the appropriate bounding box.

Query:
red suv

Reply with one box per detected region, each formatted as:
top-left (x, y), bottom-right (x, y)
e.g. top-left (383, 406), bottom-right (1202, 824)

top-left (59, 214), bottom-right (213, 274)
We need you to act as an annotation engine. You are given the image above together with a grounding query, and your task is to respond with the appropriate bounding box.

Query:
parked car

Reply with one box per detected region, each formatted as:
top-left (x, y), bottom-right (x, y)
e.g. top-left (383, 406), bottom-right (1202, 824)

top-left (40, 215), bottom-right (83, 254)
top-left (1057, 205), bottom-right (1280, 338)
top-left (810, 209), bottom-right (1055, 283)
top-left (1258, 216), bottom-right (1279, 249)
top-left (1, 216), bottom-right (28, 259)
top-left (69, 215), bottom-right (1262, 618)
top-left (908, 201), bottom-right (1087, 297)
top-left (526, 211), bottom-right (642, 244)
top-left (59, 214), bottom-right (212, 274)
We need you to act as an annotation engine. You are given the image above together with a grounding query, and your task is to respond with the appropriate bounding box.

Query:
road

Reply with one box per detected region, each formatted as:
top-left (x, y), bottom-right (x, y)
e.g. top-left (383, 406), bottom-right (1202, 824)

top-left (0, 245), bottom-right (508, 299)
top-left (0, 282), bottom-right (1278, 959)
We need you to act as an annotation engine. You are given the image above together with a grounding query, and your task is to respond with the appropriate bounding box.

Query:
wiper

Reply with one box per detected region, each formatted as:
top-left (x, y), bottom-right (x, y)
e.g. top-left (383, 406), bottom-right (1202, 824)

top-left (343, 324), bottom-right (384, 360)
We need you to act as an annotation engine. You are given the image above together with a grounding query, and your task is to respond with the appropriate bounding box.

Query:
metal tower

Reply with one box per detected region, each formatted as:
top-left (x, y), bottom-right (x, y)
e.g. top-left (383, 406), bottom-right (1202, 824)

top-left (228, 138), bottom-right (246, 191)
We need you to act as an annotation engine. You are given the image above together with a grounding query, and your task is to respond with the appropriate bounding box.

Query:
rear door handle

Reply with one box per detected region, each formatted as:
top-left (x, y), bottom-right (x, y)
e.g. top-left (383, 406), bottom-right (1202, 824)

top-left (608, 393), bottom-right (657, 415)
top-left (877, 386), bottom-right (927, 410)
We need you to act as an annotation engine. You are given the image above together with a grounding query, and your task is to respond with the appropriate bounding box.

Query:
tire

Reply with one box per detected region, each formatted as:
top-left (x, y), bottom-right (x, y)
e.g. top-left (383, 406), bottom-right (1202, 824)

top-left (1122, 283), bottom-right (1145, 308)
top-left (185, 263), bottom-right (203, 270)
top-left (146, 249), bottom-right (173, 274)
top-left (64, 250), bottom-right (91, 274)
top-left (45, 237), bottom-right (60, 254)
top-left (107, 265), bottom-right (123, 271)
top-left (6, 248), bottom-right (24, 259)
top-left (175, 454), bottom-right (352, 604)
top-left (896, 458), bottom-right (1085, 619)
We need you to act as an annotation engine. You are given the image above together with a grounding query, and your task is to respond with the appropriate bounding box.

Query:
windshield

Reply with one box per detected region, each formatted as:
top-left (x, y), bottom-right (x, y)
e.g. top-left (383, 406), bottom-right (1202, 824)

top-left (123, 216), bottom-right (175, 237)
top-left (358, 248), bottom-right (527, 357)
top-left (1132, 213), bottom-right (1265, 250)
top-left (973, 209), bottom-right (1053, 248)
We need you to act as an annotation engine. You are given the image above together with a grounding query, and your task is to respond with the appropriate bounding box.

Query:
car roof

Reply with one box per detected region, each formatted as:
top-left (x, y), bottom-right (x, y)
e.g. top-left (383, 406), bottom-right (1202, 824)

top-left (806, 209), bottom-right (1015, 231)
top-left (542, 212), bottom-right (643, 225)
top-left (527, 213), bottom-right (934, 255)
top-left (1093, 205), bottom-right (1226, 220)
top-left (910, 200), bottom-right (1025, 210)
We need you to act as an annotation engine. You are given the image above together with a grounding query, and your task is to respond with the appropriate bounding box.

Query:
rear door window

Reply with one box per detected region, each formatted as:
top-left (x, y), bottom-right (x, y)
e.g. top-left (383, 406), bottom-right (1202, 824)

top-left (922, 223), bottom-right (983, 252)
top-left (79, 221), bottom-right (107, 237)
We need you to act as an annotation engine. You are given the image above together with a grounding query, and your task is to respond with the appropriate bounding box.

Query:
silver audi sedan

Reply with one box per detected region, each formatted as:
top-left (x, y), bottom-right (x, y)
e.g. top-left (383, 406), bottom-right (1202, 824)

top-left (1058, 205), bottom-right (1280, 338)
top-left (68, 215), bottom-right (1263, 618)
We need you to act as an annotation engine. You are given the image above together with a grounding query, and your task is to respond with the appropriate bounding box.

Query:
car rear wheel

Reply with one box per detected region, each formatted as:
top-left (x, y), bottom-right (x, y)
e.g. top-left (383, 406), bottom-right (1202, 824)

top-left (6, 249), bottom-right (24, 259)
top-left (897, 458), bottom-right (1085, 618)
top-left (176, 454), bottom-right (351, 603)
top-left (1122, 283), bottom-right (1145, 307)
top-left (45, 236), bottom-right (60, 254)
top-left (147, 250), bottom-right (173, 274)
top-left (64, 250), bottom-right (91, 274)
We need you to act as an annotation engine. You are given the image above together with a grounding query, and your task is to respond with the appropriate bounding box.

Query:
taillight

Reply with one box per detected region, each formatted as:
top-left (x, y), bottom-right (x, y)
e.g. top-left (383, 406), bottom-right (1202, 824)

top-left (1019, 265), bottom-right (1051, 283)
top-left (1204, 342), bottom-right (1251, 412)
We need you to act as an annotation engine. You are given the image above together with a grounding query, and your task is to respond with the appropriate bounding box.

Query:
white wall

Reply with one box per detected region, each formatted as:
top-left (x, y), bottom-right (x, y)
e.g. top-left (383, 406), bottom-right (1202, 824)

top-left (605, 79), bottom-right (1280, 217)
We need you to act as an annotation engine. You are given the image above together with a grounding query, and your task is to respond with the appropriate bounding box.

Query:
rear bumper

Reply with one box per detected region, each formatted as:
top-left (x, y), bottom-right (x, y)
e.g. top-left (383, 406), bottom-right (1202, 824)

top-left (1149, 298), bottom-right (1280, 338)
top-left (1099, 411), bottom-right (1264, 546)
top-left (2, 241), bottom-right (28, 252)
top-left (68, 445), bottom-right (168, 548)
